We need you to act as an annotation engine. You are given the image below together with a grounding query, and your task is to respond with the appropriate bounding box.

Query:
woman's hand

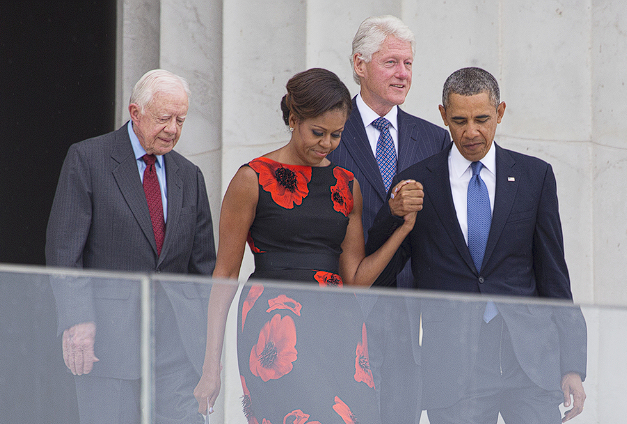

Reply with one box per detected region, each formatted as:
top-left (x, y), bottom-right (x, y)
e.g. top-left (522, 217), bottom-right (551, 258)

top-left (194, 364), bottom-right (222, 415)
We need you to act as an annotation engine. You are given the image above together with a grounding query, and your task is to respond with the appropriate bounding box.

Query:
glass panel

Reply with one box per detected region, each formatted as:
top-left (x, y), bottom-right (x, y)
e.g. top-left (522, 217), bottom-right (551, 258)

top-left (0, 265), bottom-right (620, 424)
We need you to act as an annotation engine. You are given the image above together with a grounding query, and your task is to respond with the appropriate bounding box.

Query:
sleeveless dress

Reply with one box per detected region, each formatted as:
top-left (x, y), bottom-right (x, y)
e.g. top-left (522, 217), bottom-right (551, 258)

top-left (236, 157), bottom-right (380, 424)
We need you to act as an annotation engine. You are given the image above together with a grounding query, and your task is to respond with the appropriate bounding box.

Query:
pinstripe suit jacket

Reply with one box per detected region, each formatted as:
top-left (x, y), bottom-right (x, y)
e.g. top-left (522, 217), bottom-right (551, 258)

top-left (327, 97), bottom-right (450, 288)
top-left (46, 124), bottom-right (216, 379)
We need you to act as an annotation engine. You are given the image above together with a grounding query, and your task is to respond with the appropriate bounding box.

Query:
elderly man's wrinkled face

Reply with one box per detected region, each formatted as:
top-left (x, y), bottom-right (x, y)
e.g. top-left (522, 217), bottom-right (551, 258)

top-left (439, 92), bottom-right (505, 162)
top-left (129, 88), bottom-right (188, 156)
top-left (354, 36), bottom-right (413, 116)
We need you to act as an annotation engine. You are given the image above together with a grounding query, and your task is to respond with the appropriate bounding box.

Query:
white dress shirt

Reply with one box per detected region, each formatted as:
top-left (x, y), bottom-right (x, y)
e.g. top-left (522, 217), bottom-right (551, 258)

top-left (448, 142), bottom-right (496, 244)
top-left (356, 94), bottom-right (399, 157)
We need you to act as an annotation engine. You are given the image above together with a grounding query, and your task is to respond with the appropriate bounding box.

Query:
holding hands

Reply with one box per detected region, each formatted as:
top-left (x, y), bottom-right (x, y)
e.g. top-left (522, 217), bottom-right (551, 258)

top-left (389, 179), bottom-right (423, 225)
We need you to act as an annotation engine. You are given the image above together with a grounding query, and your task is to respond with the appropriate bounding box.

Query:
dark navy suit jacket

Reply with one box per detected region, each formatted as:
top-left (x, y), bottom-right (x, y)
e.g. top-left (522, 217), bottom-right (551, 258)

top-left (367, 143), bottom-right (587, 408)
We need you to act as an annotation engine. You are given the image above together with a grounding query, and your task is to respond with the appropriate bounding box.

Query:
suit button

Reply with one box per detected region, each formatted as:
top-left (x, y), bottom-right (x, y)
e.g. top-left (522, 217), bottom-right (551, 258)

top-left (478, 276), bottom-right (485, 284)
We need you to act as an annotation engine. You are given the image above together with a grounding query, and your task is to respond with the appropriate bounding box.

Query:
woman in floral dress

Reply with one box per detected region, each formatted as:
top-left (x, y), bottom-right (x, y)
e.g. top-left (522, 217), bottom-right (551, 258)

top-left (194, 68), bottom-right (416, 424)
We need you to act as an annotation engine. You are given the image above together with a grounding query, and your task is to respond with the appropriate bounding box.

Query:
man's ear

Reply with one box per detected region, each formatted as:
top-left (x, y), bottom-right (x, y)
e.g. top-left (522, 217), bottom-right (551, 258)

top-left (496, 101), bottom-right (506, 124)
top-left (438, 105), bottom-right (449, 127)
top-left (353, 53), bottom-right (366, 79)
top-left (129, 103), bottom-right (141, 123)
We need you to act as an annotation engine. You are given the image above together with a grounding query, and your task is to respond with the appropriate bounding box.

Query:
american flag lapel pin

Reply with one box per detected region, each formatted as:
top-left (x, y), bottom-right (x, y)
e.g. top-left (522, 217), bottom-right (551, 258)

top-left (508, 177), bottom-right (515, 182)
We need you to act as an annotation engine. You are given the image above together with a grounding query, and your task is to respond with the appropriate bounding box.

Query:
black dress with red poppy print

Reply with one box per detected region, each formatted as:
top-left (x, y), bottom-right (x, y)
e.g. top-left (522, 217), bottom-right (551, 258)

top-left (237, 157), bottom-right (380, 424)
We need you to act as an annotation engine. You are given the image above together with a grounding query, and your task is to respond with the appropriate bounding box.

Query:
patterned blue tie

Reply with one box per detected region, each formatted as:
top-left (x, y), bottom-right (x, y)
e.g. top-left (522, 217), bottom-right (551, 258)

top-left (467, 161), bottom-right (497, 322)
top-left (372, 117), bottom-right (397, 192)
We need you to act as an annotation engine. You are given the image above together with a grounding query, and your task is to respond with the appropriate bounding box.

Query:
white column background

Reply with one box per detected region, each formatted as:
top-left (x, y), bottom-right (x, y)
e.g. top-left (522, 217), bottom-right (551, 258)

top-left (117, 1), bottom-right (627, 422)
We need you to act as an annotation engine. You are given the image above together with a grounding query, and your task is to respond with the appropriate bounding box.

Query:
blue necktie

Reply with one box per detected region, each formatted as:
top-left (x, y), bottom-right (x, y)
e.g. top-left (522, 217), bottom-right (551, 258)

top-left (372, 117), bottom-right (397, 192)
top-left (467, 161), bottom-right (497, 322)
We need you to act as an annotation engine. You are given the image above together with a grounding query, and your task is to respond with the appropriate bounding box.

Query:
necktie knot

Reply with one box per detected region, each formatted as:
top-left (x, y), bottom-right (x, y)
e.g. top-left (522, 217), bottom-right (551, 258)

top-left (372, 117), bottom-right (391, 132)
top-left (143, 154), bottom-right (157, 167)
top-left (471, 161), bottom-right (483, 177)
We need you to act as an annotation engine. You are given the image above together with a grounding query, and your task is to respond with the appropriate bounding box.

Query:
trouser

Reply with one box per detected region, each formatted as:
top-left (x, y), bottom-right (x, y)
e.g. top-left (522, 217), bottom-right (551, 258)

top-left (74, 283), bottom-right (204, 424)
top-left (427, 314), bottom-right (563, 424)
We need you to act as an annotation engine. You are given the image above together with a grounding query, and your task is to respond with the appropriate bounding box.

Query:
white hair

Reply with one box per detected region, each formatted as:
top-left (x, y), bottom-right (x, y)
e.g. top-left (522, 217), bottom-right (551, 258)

top-left (129, 69), bottom-right (191, 111)
top-left (351, 15), bottom-right (416, 85)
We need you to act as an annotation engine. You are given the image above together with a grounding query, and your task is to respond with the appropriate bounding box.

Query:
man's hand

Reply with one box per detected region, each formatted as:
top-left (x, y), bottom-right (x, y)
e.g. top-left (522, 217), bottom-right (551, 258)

top-left (389, 180), bottom-right (424, 218)
top-left (561, 372), bottom-right (585, 422)
top-left (62, 321), bottom-right (99, 375)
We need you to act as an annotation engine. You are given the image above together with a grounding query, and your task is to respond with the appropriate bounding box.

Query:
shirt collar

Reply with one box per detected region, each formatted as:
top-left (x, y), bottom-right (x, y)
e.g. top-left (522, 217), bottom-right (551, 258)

top-left (450, 141), bottom-right (497, 178)
top-left (127, 120), bottom-right (164, 168)
top-left (356, 93), bottom-right (398, 131)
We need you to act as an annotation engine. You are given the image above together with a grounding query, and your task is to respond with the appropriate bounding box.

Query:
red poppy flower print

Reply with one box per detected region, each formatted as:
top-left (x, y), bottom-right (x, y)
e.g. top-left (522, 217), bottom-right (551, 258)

top-left (282, 410), bottom-right (321, 424)
top-left (333, 396), bottom-right (358, 424)
top-left (242, 284), bottom-right (264, 332)
top-left (250, 314), bottom-right (297, 382)
top-left (247, 232), bottom-right (264, 254)
top-left (283, 410), bottom-right (309, 424)
top-left (240, 375), bottom-right (258, 423)
top-left (330, 167), bottom-right (354, 216)
top-left (354, 323), bottom-right (375, 388)
top-left (267, 294), bottom-right (302, 316)
top-left (314, 271), bottom-right (343, 287)
top-left (249, 157), bottom-right (312, 209)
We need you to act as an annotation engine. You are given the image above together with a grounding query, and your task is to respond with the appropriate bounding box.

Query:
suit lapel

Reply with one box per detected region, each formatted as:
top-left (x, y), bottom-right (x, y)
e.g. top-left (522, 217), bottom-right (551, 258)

top-left (482, 144), bottom-right (519, 273)
top-left (342, 100), bottom-right (387, 200)
top-left (423, 149), bottom-right (477, 273)
top-left (111, 125), bottom-right (158, 256)
top-left (159, 153), bottom-right (182, 265)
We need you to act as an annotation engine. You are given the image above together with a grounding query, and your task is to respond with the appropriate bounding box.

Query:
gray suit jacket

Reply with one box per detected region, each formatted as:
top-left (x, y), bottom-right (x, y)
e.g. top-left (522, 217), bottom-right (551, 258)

top-left (46, 123), bottom-right (216, 379)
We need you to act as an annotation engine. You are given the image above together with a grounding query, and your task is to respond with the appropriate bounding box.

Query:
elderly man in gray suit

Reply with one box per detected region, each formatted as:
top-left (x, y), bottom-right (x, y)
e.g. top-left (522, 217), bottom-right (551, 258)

top-left (46, 69), bottom-right (216, 424)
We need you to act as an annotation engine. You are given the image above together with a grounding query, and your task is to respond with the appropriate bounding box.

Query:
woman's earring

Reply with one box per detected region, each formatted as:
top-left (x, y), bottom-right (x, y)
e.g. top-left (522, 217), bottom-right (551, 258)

top-left (289, 127), bottom-right (294, 132)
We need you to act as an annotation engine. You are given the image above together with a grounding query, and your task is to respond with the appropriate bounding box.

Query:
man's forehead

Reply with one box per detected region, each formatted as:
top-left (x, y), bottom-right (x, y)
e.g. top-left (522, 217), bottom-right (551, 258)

top-left (447, 93), bottom-right (493, 110)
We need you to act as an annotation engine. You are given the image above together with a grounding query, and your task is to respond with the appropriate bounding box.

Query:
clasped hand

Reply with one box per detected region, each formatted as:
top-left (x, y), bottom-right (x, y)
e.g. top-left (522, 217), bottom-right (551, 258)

top-left (389, 179), bottom-right (423, 222)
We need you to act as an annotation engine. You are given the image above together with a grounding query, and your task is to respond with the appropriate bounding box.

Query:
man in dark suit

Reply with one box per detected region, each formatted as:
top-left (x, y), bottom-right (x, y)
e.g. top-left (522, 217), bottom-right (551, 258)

top-left (367, 67), bottom-right (587, 423)
top-left (46, 69), bottom-right (216, 424)
top-left (327, 15), bottom-right (450, 424)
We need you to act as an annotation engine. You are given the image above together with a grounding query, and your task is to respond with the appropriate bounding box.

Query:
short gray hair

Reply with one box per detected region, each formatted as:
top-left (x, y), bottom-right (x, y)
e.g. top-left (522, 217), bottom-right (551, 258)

top-left (129, 69), bottom-right (191, 112)
top-left (351, 15), bottom-right (415, 85)
top-left (442, 67), bottom-right (500, 109)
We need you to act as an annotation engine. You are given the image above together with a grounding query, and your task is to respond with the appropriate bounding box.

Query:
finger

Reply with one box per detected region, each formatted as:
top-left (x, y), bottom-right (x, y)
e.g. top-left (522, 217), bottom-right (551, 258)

top-left (82, 353), bottom-right (98, 374)
top-left (391, 180), bottom-right (414, 198)
top-left (62, 333), bottom-right (72, 370)
top-left (74, 348), bottom-right (85, 375)
top-left (197, 395), bottom-right (207, 414)
top-left (563, 387), bottom-right (571, 407)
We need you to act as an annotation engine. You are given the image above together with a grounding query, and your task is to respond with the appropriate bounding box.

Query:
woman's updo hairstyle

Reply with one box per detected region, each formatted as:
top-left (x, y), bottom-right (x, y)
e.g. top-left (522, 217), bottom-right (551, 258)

top-left (280, 68), bottom-right (352, 126)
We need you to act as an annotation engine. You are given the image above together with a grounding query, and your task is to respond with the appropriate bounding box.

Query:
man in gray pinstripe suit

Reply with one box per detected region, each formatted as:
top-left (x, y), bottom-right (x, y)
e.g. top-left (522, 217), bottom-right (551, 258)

top-left (46, 69), bottom-right (216, 424)
top-left (327, 15), bottom-right (450, 424)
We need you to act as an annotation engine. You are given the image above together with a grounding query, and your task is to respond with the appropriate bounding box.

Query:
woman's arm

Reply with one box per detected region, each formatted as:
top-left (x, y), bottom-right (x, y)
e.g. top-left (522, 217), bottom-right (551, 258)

top-left (339, 179), bottom-right (421, 287)
top-left (194, 165), bottom-right (258, 414)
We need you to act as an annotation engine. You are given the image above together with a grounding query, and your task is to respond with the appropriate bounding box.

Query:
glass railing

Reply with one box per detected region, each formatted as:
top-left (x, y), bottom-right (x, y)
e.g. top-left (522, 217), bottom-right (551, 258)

top-left (0, 264), bottom-right (611, 423)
